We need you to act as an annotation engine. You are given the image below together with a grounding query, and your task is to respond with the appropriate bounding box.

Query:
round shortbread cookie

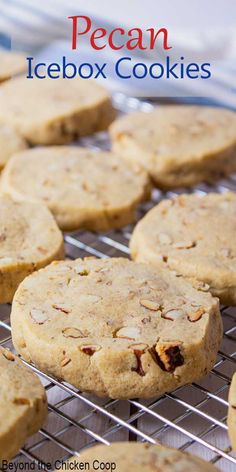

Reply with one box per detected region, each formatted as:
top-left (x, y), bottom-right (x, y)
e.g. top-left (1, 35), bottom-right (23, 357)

top-left (1, 147), bottom-right (150, 232)
top-left (57, 442), bottom-right (218, 472)
top-left (0, 122), bottom-right (27, 170)
top-left (130, 192), bottom-right (236, 305)
top-left (0, 50), bottom-right (26, 83)
top-left (11, 257), bottom-right (222, 400)
top-left (110, 105), bottom-right (236, 189)
top-left (0, 194), bottom-right (64, 303)
top-left (0, 347), bottom-right (47, 460)
top-left (228, 373), bottom-right (236, 452)
top-left (0, 76), bottom-right (115, 145)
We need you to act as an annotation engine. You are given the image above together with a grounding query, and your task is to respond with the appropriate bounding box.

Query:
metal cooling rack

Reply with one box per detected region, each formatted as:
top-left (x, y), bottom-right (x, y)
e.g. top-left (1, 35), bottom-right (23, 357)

top-left (0, 95), bottom-right (236, 472)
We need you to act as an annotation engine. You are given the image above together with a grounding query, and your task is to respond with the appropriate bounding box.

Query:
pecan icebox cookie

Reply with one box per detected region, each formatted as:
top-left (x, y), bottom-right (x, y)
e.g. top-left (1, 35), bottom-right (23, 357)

top-left (0, 347), bottom-right (47, 461)
top-left (110, 105), bottom-right (236, 189)
top-left (57, 442), bottom-right (219, 472)
top-left (0, 50), bottom-right (26, 83)
top-left (1, 147), bottom-right (150, 232)
top-left (130, 192), bottom-right (236, 305)
top-left (11, 257), bottom-right (222, 399)
top-left (0, 122), bottom-right (27, 170)
top-left (228, 373), bottom-right (236, 452)
top-left (0, 194), bottom-right (64, 303)
top-left (0, 76), bottom-right (115, 145)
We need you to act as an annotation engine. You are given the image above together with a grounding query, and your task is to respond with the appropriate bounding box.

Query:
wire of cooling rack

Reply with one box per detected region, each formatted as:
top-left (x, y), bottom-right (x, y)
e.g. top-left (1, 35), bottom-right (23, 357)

top-left (0, 95), bottom-right (235, 472)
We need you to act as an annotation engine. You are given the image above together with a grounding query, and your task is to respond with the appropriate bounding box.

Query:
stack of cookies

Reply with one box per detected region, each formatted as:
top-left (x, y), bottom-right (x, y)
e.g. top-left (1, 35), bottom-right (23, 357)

top-left (0, 50), bottom-right (235, 467)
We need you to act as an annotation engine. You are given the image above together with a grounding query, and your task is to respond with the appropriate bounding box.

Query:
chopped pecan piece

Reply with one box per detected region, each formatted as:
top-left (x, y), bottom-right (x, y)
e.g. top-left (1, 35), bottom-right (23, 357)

top-left (61, 357), bottom-right (71, 367)
top-left (162, 309), bottom-right (183, 321)
top-left (140, 299), bottom-right (160, 311)
top-left (74, 265), bottom-right (89, 276)
top-left (13, 398), bottom-right (30, 405)
top-left (149, 343), bottom-right (184, 372)
top-left (80, 345), bottom-right (101, 356)
top-left (37, 246), bottom-right (48, 254)
top-left (194, 281), bottom-right (210, 292)
top-left (188, 307), bottom-right (205, 322)
top-left (2, 350), bottom-right (15, 361)
top-left (62, 327), bottom-right (85, 338)
top-left (129, 343), bottom-right (148, 377)
top-left (115, 327), bottom-right (140, 340)
top-left (172, 240), bottom-right (196, 249)
top-left (30, 309), bottom-right (48, 324)
top-left (53, 304), bottom-right (71, 314)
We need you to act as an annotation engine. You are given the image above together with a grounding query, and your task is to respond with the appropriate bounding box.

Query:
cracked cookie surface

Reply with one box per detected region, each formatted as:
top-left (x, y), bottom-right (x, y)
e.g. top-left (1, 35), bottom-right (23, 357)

top-left (0, 122), bottom-right (27, 170)
top-left (0, 347), bottom-right (47, 460)
top-left (0, 50), bottom-right (26, 83)
top-left (1, 147), bottom-right (150, 232)
top-left (0, 194), bottom-right (64, 303)
top-left (228, 373), bottom-right (236, 451)
top-left (0, 76), bottom-right (115, 144)
top-left (130, 192), bottom-right (236, 305)
top-left (11, 257), bottom-right (222, 399)
top-left (110, 105), bottom-right (236, 189)
top-left (57, 442), bottom-right (219, 471)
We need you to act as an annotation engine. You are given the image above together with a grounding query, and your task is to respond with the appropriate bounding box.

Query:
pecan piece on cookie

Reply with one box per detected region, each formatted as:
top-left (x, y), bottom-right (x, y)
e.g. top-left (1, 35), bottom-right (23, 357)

top-left (11, 256), bottom-right (222, 399)
top-left (53, 304), bottom-right (71, 314)
top-left (188, 307), bottom-right (205, 322)
top-left (140, 299), bottom-right (160, 311)
top-left (150, 342), bottom-right (184, 372)
top-left (30, 309), bottom-right (48, 324)
top-left (62, 327), bottom-right (85, 338)
top-left (115, 327), bottom-right (140, 340)
top-left (61, 356), bottom-right (71, 367)
top-left (80, 345), bottom-right (101, 356)
top-left (161, 309), bottom-right (184, 321)
top-left (2, 349), bottom-right (15, 361)
top-left (129, 343), bottom-right (148, 377)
